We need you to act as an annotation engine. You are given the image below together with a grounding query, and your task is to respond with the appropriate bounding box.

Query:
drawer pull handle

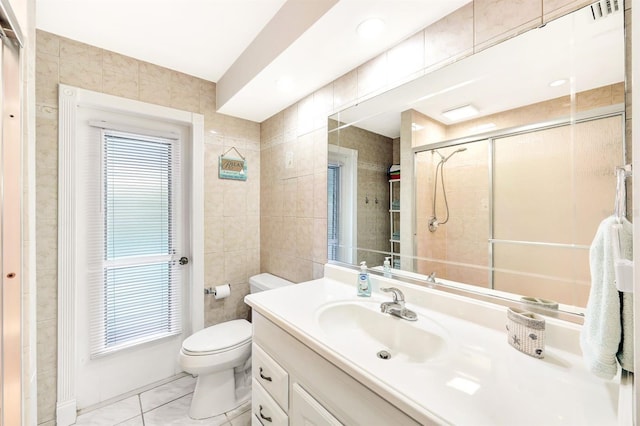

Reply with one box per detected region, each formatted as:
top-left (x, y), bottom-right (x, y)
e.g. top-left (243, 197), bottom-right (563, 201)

top-left (259, 405), bottom-right (273, 422)
top-left (259, 367), bottom-right (272, 382)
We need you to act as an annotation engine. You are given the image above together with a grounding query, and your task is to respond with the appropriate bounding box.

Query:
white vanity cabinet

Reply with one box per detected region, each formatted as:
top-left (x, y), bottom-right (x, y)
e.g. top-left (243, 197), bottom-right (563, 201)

top-left (290, 383), bottom-right (342, 426)
top-left (251, 378), bottom-right (287, 426)
top-left (251, 312), bottom-right (426, 426)
top-left (246, 267), bottom-right (621, 425)
top-left (251, 343), bottom-right (288, 425)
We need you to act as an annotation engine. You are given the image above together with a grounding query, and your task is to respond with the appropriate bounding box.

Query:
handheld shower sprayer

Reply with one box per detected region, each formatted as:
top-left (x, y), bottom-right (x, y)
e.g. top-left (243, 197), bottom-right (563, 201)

top-left (428, 147), bottom-right (467, 232)
top-left (445, 147), bottom-right (467, 162)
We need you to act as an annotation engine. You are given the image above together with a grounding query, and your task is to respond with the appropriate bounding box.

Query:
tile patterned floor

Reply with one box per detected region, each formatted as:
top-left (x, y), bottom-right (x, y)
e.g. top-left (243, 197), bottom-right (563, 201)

top-left (74, 376), bottom-right (251, 426)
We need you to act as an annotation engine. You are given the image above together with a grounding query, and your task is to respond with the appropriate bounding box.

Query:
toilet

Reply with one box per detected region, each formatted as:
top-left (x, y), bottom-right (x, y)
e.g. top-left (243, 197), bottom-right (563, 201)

top-left (179, 273), bottom-right (293, 420)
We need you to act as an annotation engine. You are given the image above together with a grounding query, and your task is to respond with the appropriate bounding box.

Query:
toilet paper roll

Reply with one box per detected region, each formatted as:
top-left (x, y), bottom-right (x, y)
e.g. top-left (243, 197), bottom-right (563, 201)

top-left (213, 283), bottom-right (231, 300)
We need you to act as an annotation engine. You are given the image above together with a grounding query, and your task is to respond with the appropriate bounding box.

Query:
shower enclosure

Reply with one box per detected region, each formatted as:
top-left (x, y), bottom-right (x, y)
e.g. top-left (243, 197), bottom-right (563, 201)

top-left (414, 110), bottom-right (624, 307)
top-left (0, 0), bottom-right (24, 424)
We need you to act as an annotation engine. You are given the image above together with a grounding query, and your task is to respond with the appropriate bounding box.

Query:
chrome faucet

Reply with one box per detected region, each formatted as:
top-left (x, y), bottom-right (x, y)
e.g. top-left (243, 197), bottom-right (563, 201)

top-left (380, 287), bottom-right (417, 321)
top-left (426, 272), bottom-right (437, 283)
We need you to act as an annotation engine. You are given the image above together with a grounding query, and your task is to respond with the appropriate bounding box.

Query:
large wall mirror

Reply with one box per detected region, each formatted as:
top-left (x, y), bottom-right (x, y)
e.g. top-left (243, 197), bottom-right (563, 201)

top-left (327, 1), bottom-right (626, 317)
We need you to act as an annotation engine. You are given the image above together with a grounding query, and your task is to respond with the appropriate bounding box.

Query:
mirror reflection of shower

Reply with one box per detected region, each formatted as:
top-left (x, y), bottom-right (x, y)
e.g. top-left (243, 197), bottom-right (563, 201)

top-left (428, 147), bottom-right (467, 232)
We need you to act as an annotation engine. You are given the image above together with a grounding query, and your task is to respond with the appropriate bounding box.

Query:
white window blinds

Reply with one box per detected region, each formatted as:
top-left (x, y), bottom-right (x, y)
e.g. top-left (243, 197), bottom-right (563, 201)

top-left (88, 129), bottom-right (183, 357)
top-left (327, 164), bottom-right (340, 261)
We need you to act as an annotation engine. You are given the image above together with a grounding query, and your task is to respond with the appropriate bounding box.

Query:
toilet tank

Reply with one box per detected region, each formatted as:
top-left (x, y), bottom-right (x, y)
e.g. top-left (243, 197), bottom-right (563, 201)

top-left (249, 273), bottom-right (293, 293)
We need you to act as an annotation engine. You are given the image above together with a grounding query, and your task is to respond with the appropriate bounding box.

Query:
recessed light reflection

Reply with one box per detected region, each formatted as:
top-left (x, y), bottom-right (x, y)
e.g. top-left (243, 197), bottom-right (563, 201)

top-left (549, 79), bottom-right (568, 87)
top-left (442, 104), bottom-right (479, 122)
top-left (411, 123), bottom-right (424, 131)
top-left (446, 377), bottom-right (480, 395)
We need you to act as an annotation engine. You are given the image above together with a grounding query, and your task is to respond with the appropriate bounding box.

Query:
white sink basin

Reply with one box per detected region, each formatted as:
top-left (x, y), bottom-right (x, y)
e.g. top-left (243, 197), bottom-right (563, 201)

top-left (315, 301), bottom-right (448, 363)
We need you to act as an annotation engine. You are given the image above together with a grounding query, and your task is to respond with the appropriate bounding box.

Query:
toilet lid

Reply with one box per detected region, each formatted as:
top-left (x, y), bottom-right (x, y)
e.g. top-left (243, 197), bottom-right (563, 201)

top-left (182, 319), bottom-right (251, 354)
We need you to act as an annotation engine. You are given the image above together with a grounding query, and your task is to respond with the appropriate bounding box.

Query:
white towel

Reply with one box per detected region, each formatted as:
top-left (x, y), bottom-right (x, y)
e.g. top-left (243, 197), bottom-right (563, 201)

top-left (580, 215), bottom-right (634, 379)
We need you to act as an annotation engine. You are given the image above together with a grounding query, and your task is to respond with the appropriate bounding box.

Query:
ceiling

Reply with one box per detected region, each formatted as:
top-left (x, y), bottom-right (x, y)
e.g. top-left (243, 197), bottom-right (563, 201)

top-left (36, 0), bottom-right (470, 123)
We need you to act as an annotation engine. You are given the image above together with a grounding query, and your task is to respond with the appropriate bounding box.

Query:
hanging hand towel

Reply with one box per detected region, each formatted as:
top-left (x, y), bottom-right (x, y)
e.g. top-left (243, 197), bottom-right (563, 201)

top-left (580, 215), bottom-right (633, 379)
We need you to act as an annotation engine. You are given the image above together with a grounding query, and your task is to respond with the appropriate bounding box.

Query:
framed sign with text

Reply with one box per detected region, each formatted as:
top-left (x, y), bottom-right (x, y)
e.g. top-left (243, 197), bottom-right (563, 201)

top-left (218, 147), bottom-right (247, 181)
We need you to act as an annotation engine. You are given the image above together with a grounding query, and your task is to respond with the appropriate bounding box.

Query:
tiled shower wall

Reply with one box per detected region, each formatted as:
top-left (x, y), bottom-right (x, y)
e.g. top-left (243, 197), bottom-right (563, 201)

top-left (35, 30), bottom-right (260, 425)
top-left (260, 0), bottom-right (632, 286)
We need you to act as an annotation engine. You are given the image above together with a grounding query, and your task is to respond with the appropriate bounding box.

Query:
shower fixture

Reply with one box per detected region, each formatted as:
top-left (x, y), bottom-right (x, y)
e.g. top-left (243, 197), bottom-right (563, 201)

top-left (428, 147), bottom-right (467, 232)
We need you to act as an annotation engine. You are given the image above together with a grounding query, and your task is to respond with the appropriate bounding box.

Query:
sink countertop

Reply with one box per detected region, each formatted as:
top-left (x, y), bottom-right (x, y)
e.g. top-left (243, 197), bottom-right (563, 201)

top-left (245, 264), bottom-right (619, 426)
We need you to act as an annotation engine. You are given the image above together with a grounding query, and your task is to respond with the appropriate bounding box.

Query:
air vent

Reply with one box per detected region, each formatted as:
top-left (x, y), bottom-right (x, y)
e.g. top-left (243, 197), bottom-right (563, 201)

top-left (590, 0), bottom-right (620, 20)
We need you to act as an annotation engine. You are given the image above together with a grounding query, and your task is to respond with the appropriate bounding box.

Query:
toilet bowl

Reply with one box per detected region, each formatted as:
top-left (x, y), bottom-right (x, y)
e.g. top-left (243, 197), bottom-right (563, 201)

top-left (179, 273), bottom-right (293, 419)
top-left (179, 319), bottom-right (252, 419)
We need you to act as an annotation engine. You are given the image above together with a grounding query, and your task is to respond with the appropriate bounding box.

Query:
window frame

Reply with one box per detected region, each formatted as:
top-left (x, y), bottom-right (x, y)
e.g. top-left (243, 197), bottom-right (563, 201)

top-left (88, 129), bottom-right (184, 358)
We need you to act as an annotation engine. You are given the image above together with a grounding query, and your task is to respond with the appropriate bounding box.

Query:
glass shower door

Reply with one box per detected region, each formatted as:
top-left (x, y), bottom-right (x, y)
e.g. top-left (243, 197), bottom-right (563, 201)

top-left (0, 2), bottom-right (24, 423)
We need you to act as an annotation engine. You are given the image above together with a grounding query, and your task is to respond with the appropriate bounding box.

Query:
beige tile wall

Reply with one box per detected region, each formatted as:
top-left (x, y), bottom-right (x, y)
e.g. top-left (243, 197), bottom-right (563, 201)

top-left (260, 100), bottom-right (329, 282)
top-left (35, 30), bottom-right (260, 424)
top-left (259, 0), bottom-right (616, 285)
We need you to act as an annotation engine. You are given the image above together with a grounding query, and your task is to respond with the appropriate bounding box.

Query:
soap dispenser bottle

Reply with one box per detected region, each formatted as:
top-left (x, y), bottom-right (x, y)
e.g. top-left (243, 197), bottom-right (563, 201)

top-left (383, 257), bottom-right (392, 278)
top-left (357, 261), bottom-right (372, 297)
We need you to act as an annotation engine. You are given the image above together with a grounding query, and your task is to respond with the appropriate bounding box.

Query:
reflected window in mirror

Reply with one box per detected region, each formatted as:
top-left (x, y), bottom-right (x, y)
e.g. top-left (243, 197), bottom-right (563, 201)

top-left (327, 144), bottom-right (359, 265)
top-left (327, 163), bottom-right (340, 261)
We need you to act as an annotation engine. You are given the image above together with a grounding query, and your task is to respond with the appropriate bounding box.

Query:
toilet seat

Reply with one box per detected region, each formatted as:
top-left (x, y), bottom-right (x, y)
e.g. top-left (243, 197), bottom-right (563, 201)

top-left (182, 319), bottom-right (251, 356)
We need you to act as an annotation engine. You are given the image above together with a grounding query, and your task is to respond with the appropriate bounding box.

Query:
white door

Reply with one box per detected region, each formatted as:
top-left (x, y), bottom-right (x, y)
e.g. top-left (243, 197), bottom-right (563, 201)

top-left (74, 106), bottom-right (191, 408)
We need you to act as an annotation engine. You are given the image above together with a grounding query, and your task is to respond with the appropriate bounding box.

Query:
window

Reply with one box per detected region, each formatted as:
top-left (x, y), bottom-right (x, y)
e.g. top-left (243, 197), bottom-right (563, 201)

top-left (327, 164), bottom-right (340, 261)
top-left (89, 129), bottom-right (183, 357)
top-left (327, 145), bottom-right (357, 264)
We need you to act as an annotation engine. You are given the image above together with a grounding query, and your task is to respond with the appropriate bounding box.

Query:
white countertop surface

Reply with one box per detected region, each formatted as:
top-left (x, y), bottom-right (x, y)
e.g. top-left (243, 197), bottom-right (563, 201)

top-left (245, 265), bottom-right (619, 425)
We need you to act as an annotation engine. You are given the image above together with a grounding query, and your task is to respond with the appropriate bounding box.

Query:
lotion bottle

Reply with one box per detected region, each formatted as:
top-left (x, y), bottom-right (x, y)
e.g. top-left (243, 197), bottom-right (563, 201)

top-left (357, 261), bottom-right (372, 297)
top-left (383, 257), bottom-right (392, 278)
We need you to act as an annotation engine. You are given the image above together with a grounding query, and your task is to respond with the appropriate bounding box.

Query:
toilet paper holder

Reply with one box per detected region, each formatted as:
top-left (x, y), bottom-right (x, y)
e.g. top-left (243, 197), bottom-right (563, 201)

top-left (204, 284), bottom-right (231, 296)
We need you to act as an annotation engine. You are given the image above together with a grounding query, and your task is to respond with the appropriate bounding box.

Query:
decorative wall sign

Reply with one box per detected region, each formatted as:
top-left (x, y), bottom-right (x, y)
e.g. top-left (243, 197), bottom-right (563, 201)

top-left (218, 147), bottom-right (247, 181)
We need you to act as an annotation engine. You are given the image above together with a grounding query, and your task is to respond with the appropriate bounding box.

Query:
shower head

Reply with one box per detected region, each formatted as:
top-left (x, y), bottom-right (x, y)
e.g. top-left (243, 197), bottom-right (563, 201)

top-left (443, 147), bottom-right (467, 162)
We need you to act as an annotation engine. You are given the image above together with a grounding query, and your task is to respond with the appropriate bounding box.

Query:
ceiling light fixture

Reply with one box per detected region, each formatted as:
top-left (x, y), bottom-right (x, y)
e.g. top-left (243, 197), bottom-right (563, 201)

top-left (442, 104), bottom-right (479, 122)
top-left (549, 79), bottom-right (568, 87)
top-left (357, 18), bottom-right (385, 39)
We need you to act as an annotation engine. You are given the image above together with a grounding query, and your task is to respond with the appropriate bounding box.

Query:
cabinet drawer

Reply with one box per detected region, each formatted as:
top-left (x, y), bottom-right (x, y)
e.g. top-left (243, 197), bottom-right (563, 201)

top-left (252, 343), bottom-right (288, 411)
top-left (252, 378), bottom-right (288, 426)
top-left (291, 383), bottom-right (343, 426)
